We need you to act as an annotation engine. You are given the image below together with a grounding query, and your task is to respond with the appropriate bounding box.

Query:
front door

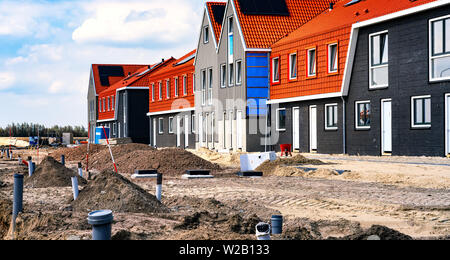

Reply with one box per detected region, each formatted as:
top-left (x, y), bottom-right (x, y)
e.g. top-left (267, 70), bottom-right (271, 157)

top-left (382, 99), bottom-right (392, 154)
top-left (309, 106), bottom-right (317, 152)
top-left (446, 94), bottom-right (450, 156)
top-left (185, 115), bottom-right (189, 148)
top-left (293, 107), bottom-right (300, 150)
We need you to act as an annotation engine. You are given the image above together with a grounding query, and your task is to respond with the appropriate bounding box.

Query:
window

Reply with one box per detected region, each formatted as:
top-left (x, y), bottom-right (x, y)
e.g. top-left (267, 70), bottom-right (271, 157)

top-left (276, 108), bottom-right (286, 131)
top-left (289, 53), bottom-right (297, 80)
top-left (169, 117), bottom-right (174, 133)
top-left (192, 74), bottom-right (195, 94)
top-left (328, 43), bottom-right (338, 73)
top-left (203, 26), bottom-right (209, 44)
top-left (430, 16), bottom-right (450, 80)
top-left (236, 60), bottom-right (242, 85)
top-left (103, 98), bottom-right (106, 112)
top-left (228, 17), bottom-right (234, 60)
top-left (411, 96), bottom-right (432, 128)
top-left (98, 100), bottom-right (101, 113)
top-left (191, 114), bottom-right (196, 133)
top-left (325, 104), bottom-right (338, 130)
top-left (107, 97), bottom-right (110, 111)
top-left (151, 84), bottom-right (155, 101)
top-left (166, 79), bottom-right (170, 99)
top-left (228, 63), bottom-right (234, 86)
top-left (159, 82), bottom-right (162, 100)
top-left (370, 31), bottom-right (389, 88)
top-left (272, 57), bottom-right (280, 83)
top-left (183, 76), bottom-right (187, 95)
top-left (113, 123), bottom-right (117, 136)
top-left (174, 77), bottom-right (179, 97)
top-left (208, 68), bottom-right (213, 105)
top-left (202, 115), bottom-right (207, 143)
top-left (159, 118), bottom-right (164, 134)
top-left (355, 101), bottom-right (371, 129)
top-left (201, 70), bottom-right (206, 105)
top-left (220, 64), bottom-right (226, 88)
top-left (307, 48), bottom-right (316, 77)
top-left (112, 96), bottom-right (115, 110)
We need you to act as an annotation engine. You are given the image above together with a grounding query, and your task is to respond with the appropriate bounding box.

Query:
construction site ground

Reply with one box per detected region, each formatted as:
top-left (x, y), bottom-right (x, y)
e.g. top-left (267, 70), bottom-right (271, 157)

top-left (0, 145), bottom-right (449, 240)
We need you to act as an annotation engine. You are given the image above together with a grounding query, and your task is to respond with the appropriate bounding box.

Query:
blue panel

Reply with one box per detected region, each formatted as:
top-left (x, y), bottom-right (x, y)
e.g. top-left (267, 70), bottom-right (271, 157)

top-left (247, 77), bottom-right (269, 88)
top-left (247, 52), bottom-right (268, 57)
top-left (247, 67), bottom-right (269, 77)
top-left (247, 57), bottom-right (268, 67)
top-left (247, 88), bottom-right (269, 98)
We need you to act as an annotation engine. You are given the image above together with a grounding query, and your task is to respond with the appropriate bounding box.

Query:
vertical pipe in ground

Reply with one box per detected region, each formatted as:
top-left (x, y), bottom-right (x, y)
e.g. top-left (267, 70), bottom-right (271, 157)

top-left (71, 177), bottom-right (79, 200)
top-left (13, 174), bottom-right (24, 216)
top-left (156, 173), bottom-right (163, 202)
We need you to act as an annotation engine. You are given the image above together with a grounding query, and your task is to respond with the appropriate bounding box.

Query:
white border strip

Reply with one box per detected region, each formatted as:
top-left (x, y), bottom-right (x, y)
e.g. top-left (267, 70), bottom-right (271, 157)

top-left (147, 107), bottom-right (195, 117)
top-left (267, 92), bottom-right (342, 104)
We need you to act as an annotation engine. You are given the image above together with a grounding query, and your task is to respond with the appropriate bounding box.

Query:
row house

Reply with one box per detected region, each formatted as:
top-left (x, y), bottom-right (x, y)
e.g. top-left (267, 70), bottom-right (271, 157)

top-left (194, 0), bottom-right (338, 152)
top-left (147, 50), bottom-right (196, 149)
top-left (268, 0), bottom-right (450, 157)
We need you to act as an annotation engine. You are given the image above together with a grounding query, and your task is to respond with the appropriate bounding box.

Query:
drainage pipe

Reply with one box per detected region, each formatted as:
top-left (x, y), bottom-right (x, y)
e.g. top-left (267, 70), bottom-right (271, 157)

top-left (27, 157), bottom-right (34, 177)
top-left (256, 222), bottom-right (271, 240)
top-left (156, 173), bottom-right (163, 202)
top-left (271, 215), bottom-right (283, 234)
top-left (71, 177), bottom-right (79, 200)
top-left (13, 174), bottom-right (24, 217)
top-left (88, 210), bottom-right (114, 240)
top-left (61, 155), bottom-right (65, 166)
top-left (77, 162), bottom-right (83, 178)
top-left (6, 149), bottom-right (10, 160)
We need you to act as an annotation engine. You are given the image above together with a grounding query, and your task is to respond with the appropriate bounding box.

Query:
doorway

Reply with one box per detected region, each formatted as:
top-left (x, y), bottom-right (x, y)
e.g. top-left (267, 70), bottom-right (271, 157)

top-left (309, 106), bottom-right (317, 152)
top-left (381, 99), bottom-right (392, 155)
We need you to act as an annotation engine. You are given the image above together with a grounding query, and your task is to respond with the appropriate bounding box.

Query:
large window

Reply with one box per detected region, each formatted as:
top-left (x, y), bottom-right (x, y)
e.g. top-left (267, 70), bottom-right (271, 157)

top-left (220, 64), bottom-right (226, 88)
top-left (228, 63), bottom-right (234, 86)
top-left (325, 104), bottom-right (338, 130)
top-left (152, 84), bottom-right (155, 101)
top-left (183, 76), bottom-right (187, 96)
top-left (236, 60), bottom-right (242, 85)
top-left (103, 98), bottom-right (106, 112)
top-left (228, 17), bottom-right (234, 61)
top-left (276, 108), bottom-right (286, 131)
top-left (307, 48), bottom-right (316, 77)
top-left (430, 16), bottom-right (450, 80)
top-left (166, 80), bottom-right (170, 99)
top-left (201, 70), bottom-right (206, 105)
top-left (159, 82), bottom-right (162, 100)
top-left (158, 118), bottom-right (164, 134)
top-left (169, 117), bottom-right (174, 133)
top-left (370, 31), bottom-right (389, 88)
top-left (411, 96), bottom-right (432, 128)
top-left (203, 26), bottom-right (209, 44)
top-left (355, 101), bottom-right (371, 129)
top-left (272, 57), bottom-right (280, 83)
top-left (328, 43), bottom-right (338, 73)
top-left (107, 97), bottom-right (110, 111)
top-left (174, 77), bottom-right (179, 97)
top-left (208, 68), bottom-right (213, 105)
top-left (289, 53), bottom-right (297, 80)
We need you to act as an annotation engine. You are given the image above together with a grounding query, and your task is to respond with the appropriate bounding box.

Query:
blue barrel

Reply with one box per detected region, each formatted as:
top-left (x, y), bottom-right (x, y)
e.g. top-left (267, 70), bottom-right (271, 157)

top-left (13, 174), bottom-right (24, 216)
top-left (88, 210), bottom-right (114, 240)
top-left (95, 127), bottom-right (110, 144)
top-left (271, 215), bottom-right (283, 234)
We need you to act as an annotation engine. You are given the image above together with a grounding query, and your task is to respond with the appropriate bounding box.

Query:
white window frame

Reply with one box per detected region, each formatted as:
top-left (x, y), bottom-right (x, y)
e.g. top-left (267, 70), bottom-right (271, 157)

top-left (289, 53), bottom-right (297, 80)
top-left (276, 108), bottom-right (286, 132)
top-left (107, 97), bottom-right (110, 111)
top-left (328, 43), bottom-right (338, 74)
top-left (159, 82), bottom-right (163, 100)
top-left (411, 95), bottom-right (432, 128)
top-left (272, 57), bottom-right (280, 83)
top-left (228, 16), bottom-right (234, 63)
top-left (174, 77), bottom-right (179, 97)
top-left (208, 68), bottom-right (213, 105)
top-left (307, 48), bottom-right (316, 77)
top-left (236, 60), bottom-right (242, 85)
top-left (183, 75), bottom-right (187, 96)
top-left (158, 118), bottom-right (164, 134)
top-left (429, 15), bottom-right (450, 82)
top-left (192, 73), bottom-right (195, 94)
top-left (191, 114), bottom-right (196, 133)
top-left (112, 96), bottom-right (115, 111)
top-left (169, 117), bottom-right (174, 134)
top-left (228, 63), bottom-right (234, 87)
top-left (355, 100), bottom-right (371, 130)
top-left (103, 98), bottom-right (106, 112)
top-left (203, 26), bottom-right (209, 44)
top-left (220, 64), bottom-right (226, 88)
top-left (201, 69), bottom-right (206, 106)
top-left (151, 84), bottom-right (155, 101)
top-left (166, 79), bottom-right (170, 99)
top-left (369, 30), bottom-right (389, 89)
top-left (325, 103), bottom-right (339, 130)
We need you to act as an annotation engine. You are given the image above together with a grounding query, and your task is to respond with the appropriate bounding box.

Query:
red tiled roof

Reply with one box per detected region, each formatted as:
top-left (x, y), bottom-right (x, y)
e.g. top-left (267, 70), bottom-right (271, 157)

top-left (91, 64), bottom-right (146, 95)
top-left (232, 0), bottom-right (339, 49)
top-left (207, 2), bottom-right (227, 43)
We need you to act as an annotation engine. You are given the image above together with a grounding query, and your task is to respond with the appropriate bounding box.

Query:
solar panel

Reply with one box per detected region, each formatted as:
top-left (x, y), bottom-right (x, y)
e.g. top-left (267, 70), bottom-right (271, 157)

top-left (344, 0), bottom-right (362, 7)
top-left (174, 53), bottom-right (196, 66)
top-left (98, 66), bottom-right (125, 86)
top-left (211, 4), bottom-right (226, 24)
top-left (237, 0), bottom-right (289, 16)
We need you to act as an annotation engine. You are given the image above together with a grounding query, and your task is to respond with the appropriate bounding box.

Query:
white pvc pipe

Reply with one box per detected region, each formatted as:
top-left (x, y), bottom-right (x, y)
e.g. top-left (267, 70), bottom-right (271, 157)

top-left (78, 168), bottom-right (83, 178)
top-left (71, 177), bottom-right (79, 200)
top-left (156, 184), bottom-right (162, 202)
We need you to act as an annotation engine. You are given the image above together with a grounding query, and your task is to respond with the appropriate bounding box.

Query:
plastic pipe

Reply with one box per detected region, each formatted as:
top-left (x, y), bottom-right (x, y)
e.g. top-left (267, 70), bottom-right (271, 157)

top-left (9, 150), bottom-right (13, 160)
top-left (13, 174), bottom-right (24, 217)
top-left (7, 150), bottom-right (10, 160)
top-left (71, 177), bottom-right (79, 200)
top-left (271, 215), bottom-right (283, 234)
top-left (77, 162), bottom-right (83, 178)
top-left (18, 156), bottom-right (22, 165)
top-left (61, 155), bottom-right (65, 166)
top-left (156, 173), bottom-right (163, 202)
top-left (27, 157), bottom-right (33, 177)
top-left (88, 210), bottom-right (114, 240)
top-left (256, 222), bottom-right (271, 240)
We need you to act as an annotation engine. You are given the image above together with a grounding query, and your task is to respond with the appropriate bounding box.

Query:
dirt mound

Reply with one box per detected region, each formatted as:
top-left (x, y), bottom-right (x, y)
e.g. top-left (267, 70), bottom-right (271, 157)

top-left (256, 155), bottom-right (323, 176)
top-left (71, 170), bottom-right (168, 213)
top-left (50, 144), bottom-right (106, 162)
top-left (337, 225), bottom-right (413, 240)
top-left (226, 214), bottom-right (261, 234)
top-left (282, 227), bottom-right (315, 240)
top-left (0, 195), bottom-right (12, 239)
top-left (25, 157), bottom-right (87, 188)
top-left (90, 147), bottom-right (220, 175)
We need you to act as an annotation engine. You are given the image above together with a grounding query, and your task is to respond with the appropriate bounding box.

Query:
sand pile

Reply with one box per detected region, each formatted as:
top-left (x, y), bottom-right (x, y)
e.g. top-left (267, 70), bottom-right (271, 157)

top-left (194, 148), bottom-right (242, 167)
top-left (71, 170), bottom-right (168, 213)
top-left (50, 144), bottom-right (106, 162)
top-left (90, 147), bottom-right (220, 175)
top-left (0, 195), bottom-right (12, 239)
top-left (256, 155), bottom-right (326, 176)
top-left (336, 225), bottom-right (413, 240)
top-left (25, 157), bottom-right (87, 188)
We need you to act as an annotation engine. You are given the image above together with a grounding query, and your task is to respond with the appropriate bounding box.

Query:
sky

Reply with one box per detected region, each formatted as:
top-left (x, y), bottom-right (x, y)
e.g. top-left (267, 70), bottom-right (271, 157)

top-left (0, 0), bottom-right (213, 128)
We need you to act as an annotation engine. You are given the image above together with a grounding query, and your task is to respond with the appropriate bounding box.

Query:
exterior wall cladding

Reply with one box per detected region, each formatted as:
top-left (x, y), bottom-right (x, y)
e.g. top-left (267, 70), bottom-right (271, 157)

top-left (346, 6), bottom-right (450, 157)
top-left (150, 112), bottom-right (196, 149)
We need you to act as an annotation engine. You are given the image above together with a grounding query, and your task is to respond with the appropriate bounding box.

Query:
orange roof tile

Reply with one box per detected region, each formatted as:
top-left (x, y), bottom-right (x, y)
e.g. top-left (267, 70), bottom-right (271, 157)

top-left (207, 2), bottom-right (227, 43)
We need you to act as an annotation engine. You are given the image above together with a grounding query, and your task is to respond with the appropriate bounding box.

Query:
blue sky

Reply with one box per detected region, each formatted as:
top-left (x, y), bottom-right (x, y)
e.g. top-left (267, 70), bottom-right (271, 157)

top-left (0, 0), bottom-right (211, 128)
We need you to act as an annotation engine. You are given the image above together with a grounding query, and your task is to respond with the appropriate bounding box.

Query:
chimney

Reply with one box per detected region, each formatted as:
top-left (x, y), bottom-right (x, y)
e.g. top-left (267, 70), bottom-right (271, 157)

top-left (162, 58), bottom-right (165, 63)
top-left (329, 2), bottom-right (334, 11)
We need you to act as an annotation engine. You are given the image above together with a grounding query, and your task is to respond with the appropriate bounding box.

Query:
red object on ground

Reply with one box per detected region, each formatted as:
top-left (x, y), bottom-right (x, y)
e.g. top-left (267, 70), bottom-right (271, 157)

top-left (280, 144), bottom-right (293, 157)
top-left (22, 160), bottom-right (28, 167)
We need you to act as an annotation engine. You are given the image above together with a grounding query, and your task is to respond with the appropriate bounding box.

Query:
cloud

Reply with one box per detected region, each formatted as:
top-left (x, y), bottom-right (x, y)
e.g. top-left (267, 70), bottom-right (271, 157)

top-left (0, 72), bottom-right (15, 90)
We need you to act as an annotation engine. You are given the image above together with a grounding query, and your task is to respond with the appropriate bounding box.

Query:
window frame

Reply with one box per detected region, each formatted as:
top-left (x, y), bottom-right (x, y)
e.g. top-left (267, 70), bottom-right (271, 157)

top-left (276, 108), bottom-right (287, 132)
top-left (411, 95), bottom-right (432, 128)
top-left (183, 75), bottom-right (187, 96)
top-left (112, 96), bottom-right (115, 111)
top-left (166, 79), bottom-right (171, 99)
top-left (151, 83), bottom-right (155, 102)
top-left (158, 118), bottom-right (164, 134)
top-left (228, 63), bottom-right (234, 87)
top-left (208, 67), bottom-right (213, 105)
top-left (355, 100), bottom-right (371, 130)
top-left (158, 82), bottom-right (163, 100)
top-left (107, 96), bottom-right (110, 111)
top-left (203, 26), bottom-right (209, 44)
top-left (168, 117), bottom-right (174, 134)
top-left (369, 30), bottom-right (389, 89)
top-left (306, 47), bottom-right (317, 78)
top-left (325, 103), bottom-right (339, 130)
top-left (103, 98), bottom-right (106, 112)
top-left (220, 64), bottom-right (226, 88)
top-left (236, 60), bottom-right (242, 85)
top-left (327, 42), bottom-right (339, 74)
top-left (191, 114), bottom-right (196, 133)
top-left (201, 69), bottom-right (207, 106)
top-left (174, 77), bottom-right (179, 97)
top-left (272, 56), bottom-right (280, 84)
top-left (289, 52), bottom-right (298, 80)
top-left (429, 15), bottom-right (450, 82)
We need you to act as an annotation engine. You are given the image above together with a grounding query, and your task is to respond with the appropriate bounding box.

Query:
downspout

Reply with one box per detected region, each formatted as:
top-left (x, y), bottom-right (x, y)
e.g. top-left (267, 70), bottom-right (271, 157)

top-left (341, 96), bottom-right (346, 154)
